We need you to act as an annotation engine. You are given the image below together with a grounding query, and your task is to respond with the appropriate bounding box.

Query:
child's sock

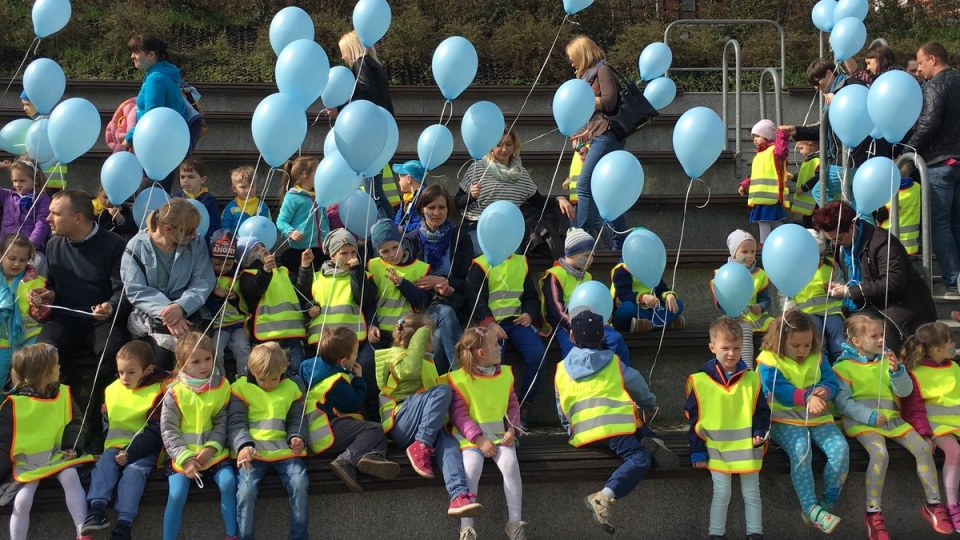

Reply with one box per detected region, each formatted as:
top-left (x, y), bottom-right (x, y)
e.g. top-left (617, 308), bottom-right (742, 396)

top-left (601, 487), bottom-right (616, 499)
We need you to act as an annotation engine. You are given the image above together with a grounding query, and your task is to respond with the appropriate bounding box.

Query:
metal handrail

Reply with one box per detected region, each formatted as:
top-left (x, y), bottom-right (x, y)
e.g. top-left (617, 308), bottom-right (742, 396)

top-left (758, 67), bottom-right (782, 126)
top-left (895, 153), bottom-right (932, 286)
top-left (663, 19), bottom-right (787, 87)
top-left (721, 39), bottom-right (742, 165)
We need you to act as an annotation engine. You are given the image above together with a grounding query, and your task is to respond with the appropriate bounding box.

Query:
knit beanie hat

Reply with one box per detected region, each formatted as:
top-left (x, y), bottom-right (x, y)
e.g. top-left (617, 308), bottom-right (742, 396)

top-left (323, 228), bottom-right (358, 256)
top-left (209, 229), bottom-right (237, 259)
top-left (564, 228), bottom-right (594, 257)
top-left (751, 119), bottom-right (776, 141)
top-left (370, 219), bottom-right (403, 252)
top-left (726, 229), bottom-right (756, 258)
top-left (571, 309), bottom-right (605, 348)
top-left (235, 236), bottom-right (264, 263)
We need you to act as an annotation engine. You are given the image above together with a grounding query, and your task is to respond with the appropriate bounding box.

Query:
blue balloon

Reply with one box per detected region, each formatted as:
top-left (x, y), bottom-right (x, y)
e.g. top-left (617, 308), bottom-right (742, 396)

top-left (852, 156), bottom-right (899, 214)
top-left (568, 281), bottom-right (614, 322)
top-left (315, 151), bottom-right (363, 207)
top-left (673, 107), bottom-right (725, 178)
top-left (323, 129), bottom-right (338, 156)
top-left (187, 199), bottom-right (211, 238)
top-left (867, 70), bottom-right (923, 144)
top-left (553, 79), bottom-right (595, 137)
top-left (321, 66), bottom-right (355, 109)
top-left (132, 187), bottom-right (170, 229)
top-left (269, 6), bottom-right (315, 56)
top-left (361, 107), bottom-right (398, 177)
top-left (828, 84), bottom-right (872, 148)
top-left (870, 126), bottom-right (884, 140)
top-left (592, 150), bottom-right (644, 221)
top-left (25, 119), bottom-right (54, 167)
top-left (100, 151), bottom-right (143, 206)
top-left (335, 100), bottom-right (387, 174)
top-left (0, 119), bottom-right (34, 154)
top-left (712, 262), bottom-right (755, 317)
top-left (23, 58), bottom-right (65, 115)
top-left (643, 77), bottom-right (676, 110)
top-left (133, 107), bottom-right (190, 181)
top-left (639, 42), bottom-right (673, 81)
top-left (763, 224), bottom-right (820, 298)
top-left (276, 39), bottom-right (330, 110)
top-left (834, 0), bottom-right (868, 24)
top-left (562, 0), bottom-right (595, 15)
top-left (811, 0), bottom-right (837, 32)
top-left (238, 216), bottom-right (279, 251)
top-left (251, 93), bottom-right (307, 168)
top-left (622, 228), bottom-right (666, 287)
top-left (830, 17), bottom-right (867, 62)
top-left (477, 200), bottom-right (524, 267)
top-left (339, 190), bottom-right (380, 238)
top-left (417, 124), bottom-right (454, 171)
top-left (462, 101), bottom-right (505, 160)
top-left (32, 0), bottom-right (71, 38)
top-left (48, 98), bottom-right (101, 164)
top-left (353, 0), bottom-right (392, 47)
top-left (432, 37), bottom-right (478, 101)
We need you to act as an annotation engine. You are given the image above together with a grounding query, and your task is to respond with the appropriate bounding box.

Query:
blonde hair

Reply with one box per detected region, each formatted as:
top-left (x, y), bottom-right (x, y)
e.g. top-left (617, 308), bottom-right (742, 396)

top-left (844, 313), bottom-right (882, 344)
top-left (454, 326), bottom-right (488, 377)
top-left (9, 158), bottom-right (45, 194)
top-left (760, 310), bottom-right (822, 359)
top-left (565, 35), bottom-right (605, 77)
top-left (709, 317), bottom-right (743, 344)
top-left (280, 156), bottom-right (319, 197)
top-left (231, 165), bottom-right (255, 186)
top-left (902, 322), bottom-right (953, 370)
top-left (392, 312), bottom-right (433, 349)
top-left (247, 342), bottom-right (289, 379)
top-left (174, 332), bottom-right (215, 373)
top-left (11, 343), bottom-right (59, 390)
top-left (147, 198), bottom-right (201, 235)
top-left (339, 30), bottom-right (378, 65)
top-left (489, 128), bottom-right (521, 161)
top-left (0, 233), bottom-right (36, 262)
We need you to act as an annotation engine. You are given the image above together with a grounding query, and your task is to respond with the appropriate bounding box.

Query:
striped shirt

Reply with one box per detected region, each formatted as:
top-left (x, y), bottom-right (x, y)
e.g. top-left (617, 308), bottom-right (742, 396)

top-left (459, 158), bottom-right (537, 221)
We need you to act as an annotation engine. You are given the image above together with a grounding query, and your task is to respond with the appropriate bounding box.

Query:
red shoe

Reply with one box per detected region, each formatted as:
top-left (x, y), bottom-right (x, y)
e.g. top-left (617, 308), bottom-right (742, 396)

top-left (448, 493), bottom-right (484, 517)
top-left (948, 503), bottom-right (960, 533)
top-left (921, 503), bottom-right (955, 534)
top-left (406, 440), bottom-right (434, 479)
top-left (863, 511), bottom-right (890, 540)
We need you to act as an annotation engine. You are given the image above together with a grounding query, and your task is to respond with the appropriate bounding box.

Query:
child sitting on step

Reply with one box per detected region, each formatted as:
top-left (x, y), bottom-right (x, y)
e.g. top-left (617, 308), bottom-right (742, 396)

top-left (367, 219), bottom-right (432, 349)
top-left (609, 231), bottom-right (684, 334)
top-left (786, 229), bottom-right (844, 365)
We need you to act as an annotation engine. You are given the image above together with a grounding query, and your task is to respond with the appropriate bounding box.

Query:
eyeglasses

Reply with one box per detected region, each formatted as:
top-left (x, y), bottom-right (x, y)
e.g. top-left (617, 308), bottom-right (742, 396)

top-left (811, 76), bottom-right (824, 88)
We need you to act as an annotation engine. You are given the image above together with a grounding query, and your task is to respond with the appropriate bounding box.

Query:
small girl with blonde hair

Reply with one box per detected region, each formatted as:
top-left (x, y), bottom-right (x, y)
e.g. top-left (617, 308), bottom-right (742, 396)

top-left (450, 326), bottom-right (525, 540)
top-left (0, 344), bottom-right (93, 540)
top-left (1, 159), bottom-right (50, 253)
top-left (901, 321), bottom-right (960, 532)
top-left (277, 156), bottom-right (329, 274)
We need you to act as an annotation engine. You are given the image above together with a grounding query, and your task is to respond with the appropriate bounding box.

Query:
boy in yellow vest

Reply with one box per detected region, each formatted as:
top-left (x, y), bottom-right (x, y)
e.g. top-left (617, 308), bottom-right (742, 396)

top-left (204, 230), bottom-right (251, 376)
top-left (874, 175), bottom-right (922, 256)
top-left (555, 310), bottom-right (678, 535)
top-left (787, 139), bottom-right (819, 228)
top-left (786, 229), bottom-right (844, 364)
top-left (684, 317), bottom-right (769, 540)
top-left (228, 342), bottom-right (309, 540)
top-left (299, 326), bottom-right (400, 492)
top-left (82, 341), bottom-right (170, 539)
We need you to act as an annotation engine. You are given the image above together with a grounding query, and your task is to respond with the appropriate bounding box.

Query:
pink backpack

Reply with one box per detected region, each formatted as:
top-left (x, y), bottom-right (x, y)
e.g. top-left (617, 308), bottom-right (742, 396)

top-left (105, 97), bottom-right (138, 153)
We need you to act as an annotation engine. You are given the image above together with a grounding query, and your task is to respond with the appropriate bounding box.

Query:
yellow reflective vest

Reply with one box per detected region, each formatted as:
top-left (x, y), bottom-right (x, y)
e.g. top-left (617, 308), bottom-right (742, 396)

top-left (555, 355), bottom-right (639, 447)
top-left (787, 156), bottom-right (819, 216)
top-left (302, 373), bottom-right (339, 455)
top-left (793, 260), bottom-right (844, 318)
top-left (878, 182), bottom-right (921, 256)
top-left (44, 162), bottom-right (67, 190)
top-left (231, 376), bottom-right (303, 461)
top-left (567, 149), bottom-right (582, 204)
top-left (368, 257), bottom-right (430, 333)
top-left (0, 274), bottom-right (46, 348)
top-left (833, 359), bottom-right (912, 437)
top-left (104, 378), bottom-right (167, 450)
top-left (307, 270), bottom-right (367, 344)
top-left (609, 262), bottom-right (655, 301)
top-left (540, 263), bottom-right (591, 334)
top-left (747, 146), bottom-right (784, 207)
top-left (9, 385), bottom-right (94, 482)
top-left (170, 378), bottom-right (231, 472)
top-left (474, 254), bottom-right (528, 322)
top-left (686, 370), bottom-right (764, 473)
top-left (244, 267), bottom-right (306, 341)
top-left (911, 362), bottom-right (960, 437)
top-left (213, 275), bottom-right (247, 328)
top-left (449, 367), bottom-right (515, 450)
top-left (757, 350), bottom-right (833, 426)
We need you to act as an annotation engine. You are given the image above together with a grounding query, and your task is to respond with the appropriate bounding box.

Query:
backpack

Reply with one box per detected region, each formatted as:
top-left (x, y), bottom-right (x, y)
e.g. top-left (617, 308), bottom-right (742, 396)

top-left (180, 82), bottom-right (207, 138)
top-left (105, 97), bottom-right (138, 152)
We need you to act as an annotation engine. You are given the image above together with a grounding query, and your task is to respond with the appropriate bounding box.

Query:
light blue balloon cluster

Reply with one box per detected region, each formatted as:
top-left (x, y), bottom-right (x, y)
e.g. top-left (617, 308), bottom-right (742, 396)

top-left (834, 0), bottom-right (868, 22)
top-left (25, 120), bottom-right (55, 169)
top-left (335, 100), bottom-right (388, 174)
top-left (238, 216), bottom-right (279, 251)
top-left (762, 224), bottom-right (820, 298)
top-left (591, 150), bottom-right (644, 221)
top-left (673, 107), bottom-right (725, 178)
top-left (713, 262), bottom-right (755, 316)
top-left (23, 58), bottom-right (65, 115)
top-left (314, 152), bottom-right (362, 207)
top-left (830, 17), bottom-right (867, 61)
top-left (828, 84), bottom-right (872, 147)
top-left (339, 190), bottom-right (380, 239)
top-left (134, 107), bottom-right (191, 181)
top-left (568, 281), bottom-right (613, 322)
top-left (852, 156), bottom-right (899, 214)
top-left (269, 7), bottom-right (315, 56)
top-left (867, 70), bottom-right (922, 143)
top-left (432, 37), bottom-right (478, 101)
top-left (321, 66), bottom-right (356, 109)
top-left (477, 200), bottom-right (524, 267)
top-left (811, 0), bottom-right (837, 32)
top-left (101, 152), bottom-right (143, 206)
top-left (362, 108), bottom-right (399, 177)
top-left (553, 79), bottom-right (595, 137)
top-left (32, 0), bottom-right (71, 38)
top-left (353, 0), bottom-right (392, 47)
top-left (462, 101), bottom-right (505, 160)
top-left (622, 228), bottom-right (666, 288)
top-left (276, 39), bottom-right (329, 110)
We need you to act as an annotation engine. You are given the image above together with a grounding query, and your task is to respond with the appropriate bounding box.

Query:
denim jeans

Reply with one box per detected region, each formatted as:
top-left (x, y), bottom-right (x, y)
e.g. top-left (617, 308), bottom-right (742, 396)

top-left (928, 163), bottom-right (960, 288)
top-left (612, 300), bottom-right (684, 332)
top-left (365, 173), bottom-right (395, 220)
top-left (213, 326), bottom-right (251, 376)
top-left (575, 132), bottom-right (628, 248)
top-left (810, 314), bottom-right (844, 365)
top-left (601, 431), bottom-right (651, 499)
top-left (428, 303), bottom-right (463, 374)
top-left (164, 463), bottom-right (238, 540)
top-left (501, 322), bottom-right (547, 403)
top-left (709, 471), bottom-right (762, 536)
top-left (277, 338), bottom-right (305, 374)
top-left (237, 458), bottom-right (309, 540)
top-left (87, 448), bottom-right (156, 524)
top-left (555, 325), bottom-right (630, 364)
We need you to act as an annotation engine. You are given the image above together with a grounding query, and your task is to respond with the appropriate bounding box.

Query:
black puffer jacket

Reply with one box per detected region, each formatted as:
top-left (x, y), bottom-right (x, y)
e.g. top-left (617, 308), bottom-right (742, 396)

top-left (905, 68), bottom-right (960, 166)
top-left (351, 56), bottom-right (394, 115)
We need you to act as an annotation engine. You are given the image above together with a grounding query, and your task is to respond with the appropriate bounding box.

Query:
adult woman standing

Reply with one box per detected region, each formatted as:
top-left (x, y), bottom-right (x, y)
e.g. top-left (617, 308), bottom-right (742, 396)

top-left (402, 185), bottom-right (473, 373)
top-left (844, 41), bottom-right (901, 85)
top-left (565, 35), bottom-right (628, 249)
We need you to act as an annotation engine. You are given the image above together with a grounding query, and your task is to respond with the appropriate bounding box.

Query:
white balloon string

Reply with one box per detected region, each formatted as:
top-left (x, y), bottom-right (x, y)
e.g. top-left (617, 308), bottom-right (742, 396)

top-left (0, 38), bottom-right (38, 107)
top-left (40, 304), bottom-right (98, 318)
top-left (522, 128), bottom-right (560, 146)
top-left (506, 15), bottom-right (568, 135)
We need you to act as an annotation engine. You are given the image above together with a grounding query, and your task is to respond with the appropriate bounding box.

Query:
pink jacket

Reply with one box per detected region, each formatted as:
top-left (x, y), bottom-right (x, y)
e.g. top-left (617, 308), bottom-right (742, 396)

top-left (450, 365), bottom-right (521, 443)
top-left (105, 98), bottom-right (138, 153)
top-left (900, 358), bottom-right (947, 437)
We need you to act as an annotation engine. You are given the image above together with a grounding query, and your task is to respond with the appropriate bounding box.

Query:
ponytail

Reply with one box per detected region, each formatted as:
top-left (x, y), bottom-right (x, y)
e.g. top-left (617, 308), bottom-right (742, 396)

top-left (901, 322), bottom-right (952, 370)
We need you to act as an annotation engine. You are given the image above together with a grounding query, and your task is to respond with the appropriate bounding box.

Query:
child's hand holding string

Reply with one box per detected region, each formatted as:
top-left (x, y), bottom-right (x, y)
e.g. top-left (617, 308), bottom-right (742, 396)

top-left (874, 414), bottom-right (888, 427)
top-left (237, 446), bottom-right (256, 470)
top-left (807, 394), bottom-right (827, 415)
top-left (289, 437), bottom-right (305, 455)
top-left (886, 348), bottom-right (901, 372)
top-left (502, 428), bottom-right (516, 447)
top-left (184, 460), bottom-right (201, 480)
top-left (195, 446), bottom-right (215, 468)
top-left (63, 448), bottom-right (77, 460)
top-left (474, 436), bottom-right (497, 458)
top-left (115, 451), bottom-right (128, 466)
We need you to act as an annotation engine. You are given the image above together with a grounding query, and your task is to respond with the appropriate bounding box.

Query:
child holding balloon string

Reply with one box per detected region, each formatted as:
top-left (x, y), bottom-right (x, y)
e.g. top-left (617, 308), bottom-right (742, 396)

top-left (0, 233), bottom-right (50, 388)
top-left (738, 120), bottom-right (789, 245)
top-left (609, 228), bottom-right (684, 334)
top-left (277, 156), bottom-right (330, 276)
top-left (0, 159), bottom-right (51, 258)
top-left (93, 185), bottom-right (138, 240)
top-left (172, 158), bottom-right (220, 244)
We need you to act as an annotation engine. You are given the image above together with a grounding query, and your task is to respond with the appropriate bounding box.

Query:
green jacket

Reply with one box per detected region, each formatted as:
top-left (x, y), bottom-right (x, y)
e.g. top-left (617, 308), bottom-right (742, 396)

top-left (374, 327), bottom-right (432, 404)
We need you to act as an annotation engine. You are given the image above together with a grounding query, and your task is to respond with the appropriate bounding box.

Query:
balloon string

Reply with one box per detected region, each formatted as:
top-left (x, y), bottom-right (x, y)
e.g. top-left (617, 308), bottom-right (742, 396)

top-left (312, 49), bottom-right (367, 126)
top-left (0, 38), bottom-right (38, 108)
top-left (40, 304), bottom-right (97, 318)
top-left (505, 15), bottom-right (568, 135)
top-left (522, 128), bottom-right (560, 146)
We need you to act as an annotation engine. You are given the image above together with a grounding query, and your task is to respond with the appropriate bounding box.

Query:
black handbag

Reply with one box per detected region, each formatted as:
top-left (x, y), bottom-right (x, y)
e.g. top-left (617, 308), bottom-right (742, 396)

top-left (605, 66), bottom-right (659, 141)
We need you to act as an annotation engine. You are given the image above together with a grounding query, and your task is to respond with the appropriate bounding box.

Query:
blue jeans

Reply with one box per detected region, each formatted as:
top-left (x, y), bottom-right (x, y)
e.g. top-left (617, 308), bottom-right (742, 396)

top-left (278, 338), bottom-right (305, 374)
top-left (365, 173), bottom-right (394, 219)
top-left (601, 431), bottom-right (652, 499)
top-left (928, 163), bottom-right (960, 288)
top-left (237, 458), bottom-right (309, 540)
top-left (770, 422), bottom-right (850, 512)
top-left (555, 325), bottom-right (630, 364)
top-left (612, 300), bottom-right (684, 332)
top-left (501, 322), bottom-right (547, 403)
top-left (87, 448), bottom-right (155, 524)
top-left (810, 314), bottom-right (844, 365)
top-left (164, 463), bottom-right (238, 540)
top-left (575, 132), bottom-right (629, 248)
top-left (428, 303), bottom-right (463, 374)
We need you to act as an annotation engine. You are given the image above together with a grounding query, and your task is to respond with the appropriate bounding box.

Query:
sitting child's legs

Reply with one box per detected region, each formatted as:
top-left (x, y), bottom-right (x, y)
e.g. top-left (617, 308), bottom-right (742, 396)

top-left (228, 327), bottom-right (252, 375)
top-left (494, 445), bottom-right (523, 523)
top-left (273, 458), bottom-right (309, 540)
top-left (855, 432), bottom-right (889, 510)
top-left (810, 422), bottom-right (850, 508)
top-left (770, 423), bottom-right (819, 511)
top-left (893, 429), bottom-right (941, 504)
top-left (114, 453), bottom-right (157, 525)
top-left (708, 471), bottom-right (733, 536)
top-left (163, 474), bottom-right (191, 540)
top-left (504, 323), bottom-right (547, 403)
top-left (435, 429), bottom-right (471, 501)
top-left (213, 464), bottom-right (238, 538)
top-left (10, 481), bottom-right (40, 540)
top-left (388, 384), bottom-right (452, 448)
top-left (741, 471), bottom-right (763, 535)
top-left (612, 301), bottom-right (638, 332)
top-left (936, 434), bottom-right (960, 506)
top-left (327, 417), bottom-right (389, 466)
top-left (87, 447), bottom-right (122, 510)
top-left (602, 433), bottom-right (651, 499)
top-left (461, 449), bottom-right (485, 529)
top-left (57, 468), bottom-right (87, 531)
top-left (237, 461), bottom-right (269, 540)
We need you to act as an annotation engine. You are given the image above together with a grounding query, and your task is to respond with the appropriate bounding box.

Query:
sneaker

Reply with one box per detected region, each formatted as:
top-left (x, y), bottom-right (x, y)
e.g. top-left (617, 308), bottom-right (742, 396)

top-left (329, 458), bottom-right (363, 493)
top-left (667, 316), bottom-right (685, 331)
top-left (863, 511), bottom-right (889, 540)
top-left (948, 503), bottom-right (960, 533)
top-left (630, 318), bottom-right (652, 333)
top-left (81, 508), bottom-right (110, 534)
top-left (801, 505), bottom-right (840, 534)
top-left (584, 490), bottom-right (616, 535)
top-left (448, 493), bottom-right (484, 517)
top-left (505, 520), bottom-right (528, 540)
top-left (459, 526), bottom-right (478, 540)
top-left (110, 522), bottom-right (132, 540)
top-left (520, 403), bottom-right (531, 431)
top-left (357, 453), bottom-right (400, 480)
top-left (406, 440), bottom-right (435, 479)
top-left (921, 502), bottom-right (954, 534)
top-left (640, 437), bottom-right (680, 471)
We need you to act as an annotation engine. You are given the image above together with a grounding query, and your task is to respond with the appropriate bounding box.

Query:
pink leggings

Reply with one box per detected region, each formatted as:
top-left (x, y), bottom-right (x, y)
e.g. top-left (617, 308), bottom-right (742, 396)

top-left (936, 435), bottom-right (960, 505)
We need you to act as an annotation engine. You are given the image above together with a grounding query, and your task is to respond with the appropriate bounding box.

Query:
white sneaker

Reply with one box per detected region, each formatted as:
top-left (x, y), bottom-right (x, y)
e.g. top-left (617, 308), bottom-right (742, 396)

top-left (459, 526), bottom-right (478, 540)
top-left (505, 521), bottom-right (528, 540)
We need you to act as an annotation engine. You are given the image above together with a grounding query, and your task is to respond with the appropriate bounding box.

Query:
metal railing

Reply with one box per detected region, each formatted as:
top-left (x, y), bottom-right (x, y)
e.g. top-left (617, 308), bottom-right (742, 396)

top-left (758, 67), bottom-right (782, 126)
top-left (896, 153), bottom-right (932, 287)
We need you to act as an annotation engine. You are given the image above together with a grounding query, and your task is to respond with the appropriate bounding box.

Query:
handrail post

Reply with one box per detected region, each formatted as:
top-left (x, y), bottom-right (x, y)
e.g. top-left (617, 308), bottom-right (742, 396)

top-left (758, 68), bottom-right (782, 125)
top-left (722, 40), bottom-right (742, 170)
top-left (896, 152), bottom-right (932, 286)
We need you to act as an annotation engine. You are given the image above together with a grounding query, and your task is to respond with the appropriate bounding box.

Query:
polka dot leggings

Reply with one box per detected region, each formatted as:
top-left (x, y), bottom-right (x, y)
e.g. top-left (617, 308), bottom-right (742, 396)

top-left (856, 429), bottom-right (941, 511)
top-left (770, 422), bottom-right (850, 512)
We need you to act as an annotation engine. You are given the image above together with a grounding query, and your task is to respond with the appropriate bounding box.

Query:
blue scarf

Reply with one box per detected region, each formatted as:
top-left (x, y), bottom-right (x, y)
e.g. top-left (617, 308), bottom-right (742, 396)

top-left (419, 221), bottom-right (454, 272)
top-left (840, 220), bottom-right (864, 311)
top-left (0, 272), bottom-right (26, 349)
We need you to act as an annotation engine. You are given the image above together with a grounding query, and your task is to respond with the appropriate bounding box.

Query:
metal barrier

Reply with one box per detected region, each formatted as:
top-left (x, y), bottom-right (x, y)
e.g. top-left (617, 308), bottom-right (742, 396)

top-left (721, 39), bottom-right (742, 162)
top-left (758, 67), bottom-right (782, 126)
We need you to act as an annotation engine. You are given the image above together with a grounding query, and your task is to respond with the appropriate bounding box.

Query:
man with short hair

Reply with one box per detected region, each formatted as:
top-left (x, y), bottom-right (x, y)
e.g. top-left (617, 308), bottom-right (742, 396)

top-left (906, 42), bottom-right (960, 297)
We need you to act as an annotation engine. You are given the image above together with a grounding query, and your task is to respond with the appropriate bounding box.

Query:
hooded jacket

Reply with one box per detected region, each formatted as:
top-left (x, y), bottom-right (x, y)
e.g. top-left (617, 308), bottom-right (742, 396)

top-left (121, 231), bottom-right (216, 318)
top-left (126, 60), bottom-right (188, 144)
top-left (0, 188), bottom-right (50, 251)
top-left (299, 359), bottom-right (367, 417)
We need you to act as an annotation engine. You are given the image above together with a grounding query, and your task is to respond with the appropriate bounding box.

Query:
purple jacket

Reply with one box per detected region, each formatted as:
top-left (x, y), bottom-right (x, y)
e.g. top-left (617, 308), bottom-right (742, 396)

top-left (0, 189), bottom-right (50, 251)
